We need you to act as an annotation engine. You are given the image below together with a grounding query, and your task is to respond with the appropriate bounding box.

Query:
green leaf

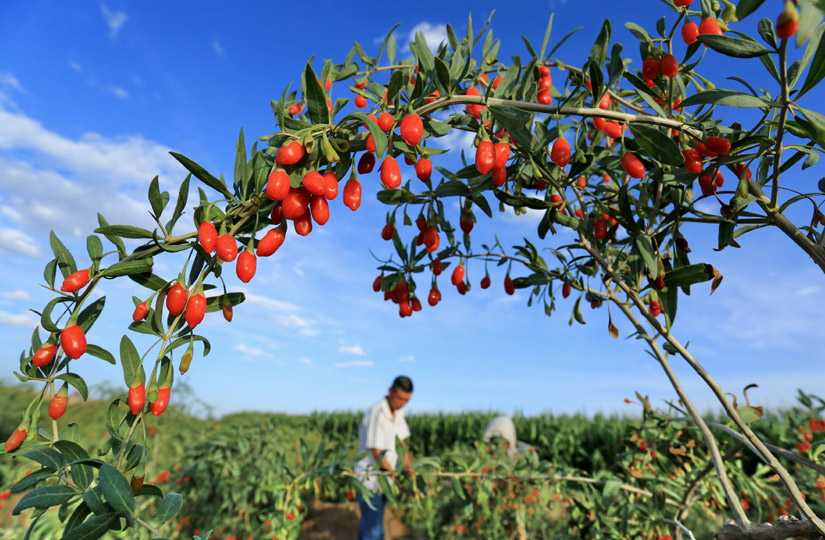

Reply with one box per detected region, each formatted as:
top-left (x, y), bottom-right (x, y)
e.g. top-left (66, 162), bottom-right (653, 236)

top-left (148, 176), bottom-right (166, 218)
top-left (94, 225), bottom-right (154, 239)
top-left (303, 63), bottom-right (330, 125)
top-left (799, 106), bottom-right (825, 148)
top-left (205, 292), bottom-right (245, 313)
top-left (156, 492), bottom-right (183, 523)
top-left (350, 112), bottom-right (388, 158)
top-left (233, 128), bottom-right (247, 195)
top-left (62, 501), bottom-right (91, 539)
top-left (698, 34), bottom-right (770, 58)
top-left (539, 13), bottom-right (554, 59)
top-left (119, 335), bottom-right (141, 387)
top-left (11, 469), bottom-right (52, 494)
top-left (634, 235), bottom-right (658, 277)
top-left (96, 214), bottom-right (126, 259)
top-left (736, 0), bottom-right (766, 20)
top-left (23, 448), bottom-right (66, 471)
top-left (128, 272), bottom-right (167, 291)
top-left (43, 259), bottom-right (57, 288)
top-left (78, 296), bottom-right (106, 332)
top-left (680, 89), bottom-right (766, 108)
top-left (86, 236), bottom-right (103, 263)
top-left (57, 370), bottom-right (95, 401)
top-left (799, 26), bottom-right (825, 98)
top-left (434, 181), bottom-right (471, 197)
top-left (411, 31), bottom-right (435, 72)
top-left (169, 151), bottom-right (233, 200)
top-left (625, 22), bottom-right (652, 43)
top-left (589, 19), bottom-right (611, 66)
top-left (166, 174), bottom-right (191, 232)
top-left (99, 464), bottom-right (134, 515)
top-left (13, 485), bottom-right (76, 515)
top-left (50, 231), bottom-right (77, 277)
top-left (489, 106), bottom-right (533, 149)
top-left (83, 345), bottom-right (115, 365)
top-left (100, 258), bottom-right (153, 278)
top-left (630, 124), bottom-right (683, 166)
top-left (64, 513), bottom-right (117, 540)
top-left (54, 441), bottom-right (94, 490)
top-left (40, 297), bottom-right (72, 333)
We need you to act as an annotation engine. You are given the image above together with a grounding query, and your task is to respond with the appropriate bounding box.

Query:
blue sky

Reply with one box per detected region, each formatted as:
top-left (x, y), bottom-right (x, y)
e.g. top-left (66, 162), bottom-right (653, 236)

top-left (0, 1), bottom-right (823, 417)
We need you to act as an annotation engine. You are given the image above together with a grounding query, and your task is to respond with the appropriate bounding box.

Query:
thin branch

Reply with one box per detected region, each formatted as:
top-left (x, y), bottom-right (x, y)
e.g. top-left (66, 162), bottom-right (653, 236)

top-left (771, 39), bottom-right (790, 208)
top-left (717, 517), bottom-right (825, 540)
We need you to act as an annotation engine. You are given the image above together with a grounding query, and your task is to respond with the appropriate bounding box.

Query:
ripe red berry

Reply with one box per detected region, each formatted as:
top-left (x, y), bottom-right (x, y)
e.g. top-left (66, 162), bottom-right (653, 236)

top-left (380, 156), bottom-right (402, 189)
top-left (323, 171), bottom-right (338, 200)
top-left (257, 228), bottom-right (286, 257)
top-left (60, 324), bottom-right (87, 359)
top-left (282, 188), bottom-right (310, 220)
top-left (377, 112), bottom-right (394, 132)
top-left (480, 274), bottom-right (491, 289)
top-left (492, 166), bottom-right (507, 186)
top-left (166, 282), bottom-right (189, 317)
top-left (642, 57), bottom-right (661, 81)
top-left (660, 54), bottom-right (679, 78)
top-left (354, 94), bottom-right (367, 108)
top-left (343, 177), bottom-right (362, 211)
top-left (475, 140), bottom-right (495, 174)
top-left (33, 343), bottom-right (58, 368)
top-left (451, 264), bottom-right (465, 287)
top-left (504, 275), bottom-right (515, 295)
top-left (494, 142), bottom-right (510, 169)
top-left (381, 223), bottom-right (395, 241)
top-left (60, 269), bottom-right (91, 293)
top-left (415, 158), bottom-right (432, 182)
top-left (464, 86), bottom-right (484, 118)
top-left (310, 195), bottom-right (330, 225)
top-left (562, 281), bottom-right (572, 299)
top-left (704, 136), bottom-right (731, 157)
top-left (699, 17), bottom-right (723, 37)
top-left (128, 383), bottom-right (146, 416)
top-left (266, 169), bottom-right (291, 201)
top-left (621, 152), bottom-right (646, 179)
top-left (674, 0), bottom-right (692, 6)
top-left (399, 114), bottom-right (424, 147)
top-left (365, 134), bottom-right (376, 153)
top-left (185, 292), bottom-right (206, 328)
top-left (132, 302), bottom-right (149, 322)
top-left (358, 152), bottom-right (376, 174)
top-left (550, 138), bottom-right (571, 167)
top-left (302, 170), bottom-right (326, 197)
top-left (216, 234), bottom-right (238, 262)
top-left (293, 214), bottom-right (313, 236)
top-left (151, 386), bottom-right (171, 416)
top-left (776, 2), bottom-right (800, 40)
top-left (48, 384), bottom-right (69, 420)
top-left (4, 426), bottom-right (27, 453)
top-left (427, 286), bottom-right (441, 306)
top-left (275, 140), bottom-right (305, 166)
top-left (198, 221), bottom-right (218, 253)
top-left (236, 250), bottom-right (257, 283)
top-left (682, 20), bottom-right (700, 45)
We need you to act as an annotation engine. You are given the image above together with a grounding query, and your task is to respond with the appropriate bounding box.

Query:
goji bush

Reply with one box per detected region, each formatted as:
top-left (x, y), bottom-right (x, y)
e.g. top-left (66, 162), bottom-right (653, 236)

top-left (2, 0), bottom-right (825, 538)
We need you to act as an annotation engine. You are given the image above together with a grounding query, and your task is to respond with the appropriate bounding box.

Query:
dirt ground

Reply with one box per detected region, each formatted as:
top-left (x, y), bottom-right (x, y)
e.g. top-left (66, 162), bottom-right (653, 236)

top-left (300, 501), bottom-right (414, 540)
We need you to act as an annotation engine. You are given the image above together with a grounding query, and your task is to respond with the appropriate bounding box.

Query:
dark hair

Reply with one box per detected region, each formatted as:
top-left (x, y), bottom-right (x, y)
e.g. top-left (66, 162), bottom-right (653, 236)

top-left (390, 375), bottom-right (413, 393)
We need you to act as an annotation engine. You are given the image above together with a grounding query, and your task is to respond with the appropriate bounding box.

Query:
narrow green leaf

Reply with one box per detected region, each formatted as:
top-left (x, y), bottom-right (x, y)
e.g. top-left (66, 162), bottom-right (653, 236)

top-left (99, 464), bottom-right (134, 515)
top-left (166, 174), bottom-right (191, 232)
top-left (698, 34), bottom-right (770, 58)
top-left (50, 231), bottom-right (77, 277)
top-left (86, 236), bottom-right (103, 263)
top-left (799, 26), bottom-right (825, 98)
top-left (736, 0), bottom-right (766, 20)
top-left (119, 335), bottom-right (141, 387)
top-left (100, 258), bottom-right (153, 278)
top-left (78, 296), bottom-right (106, 332)
top-left (13, 485), bottom-right (76, 515)
top-left (303, 63), bottom-right (330, 125)
top-left (148, 176), bottom-right (164, 218)
top-left (169, 151), bottom-right (233, 200)
top-left (156, 492), bottom-right (183, 523)
top-left (630, 124), bottom-right (683, 166)
top-left (94, 225), bottom-right (154, 239)
top-left (65, 513), bottom-right (117, 540)
top-left (83, 345), bottom-right (115, 366)
top-left (680, 89), bottom-right (766, 108)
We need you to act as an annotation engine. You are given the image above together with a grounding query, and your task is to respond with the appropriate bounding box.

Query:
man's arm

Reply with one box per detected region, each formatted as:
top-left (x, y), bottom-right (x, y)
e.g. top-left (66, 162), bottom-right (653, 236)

top-left (370, 448), bottom-right (395, 474)
top-left (400, 439), bottom-right (414, 475)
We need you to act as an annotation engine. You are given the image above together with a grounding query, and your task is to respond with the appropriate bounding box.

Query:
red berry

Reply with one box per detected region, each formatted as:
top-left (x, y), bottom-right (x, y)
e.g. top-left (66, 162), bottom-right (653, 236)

top-left (265, 168), bottom-right (291, 201)
top-left (494, 142), bottom-right (510, 169)
top-left (562, 281), bottom-right (572, 298)
top-left (431, 259), bottom-right (444, 276)
top-left (492, 166), bottom-right (507, 186)
top-left (4, 427), bottom-right (27, 453)
top-left (475, 140), bottom-right (495, 174)
top-left (550, 138), bottom-right (571, 167)
top-left (151, 387), bottom-right (171, 416)
top-left (358, 152), bottom-right (376, 174)
top-left (132, 302), bottom-right (149, 322)
top-left (643, 57), bottom-right (661, 81)
top-left (310, 195), bottom-right (330, 225)
top-left (365, 133), bottom-right (376, 153)
top-left (381, 223), bottom-right (395, 241)
top-left (451, 264), bottom-right (465, 287)
top-left (621, 152), bottom-right (646, 179)
top-left (354, 94), bottom-right (367, 108)
top-left (380, 156), bottom-right (402, 189)
top-left (682, 21), bottom-right (699, 45)
top-left (704, 136), bottom-right (731, 157)
top-left (48, 384), bottom-right (69, 420)
top-left (776, 2), bottom-right (800, 40)
top-left (282, 188), bottom-right (310, 220)
top-left (60, 269), bottom-right (91, 293)
top-left (257, 228), bottom-right (286, 257)
top-left (293, 213), bottom-right (313, 236)
top-left (674, 0), bottom-right (691, 5)
top-left (302, 170), bottom-right (326, 197)
top-left (480, 275), bottom-right (491, 289)
top-left (504, 276), bottom-right (515, 295)
top-left (185, 292), bottom-right (206, 328)
top-left (377, 112), bottom-right (394, 132)
top-left (236, 250), bottom-right (257, 283)
top-left (166, 282), bottom-right (189, 317)
top-left (128, 383), bottom-right (146, 416)
top-left (399, 114), bottom-right (424, 147)
top-left (216, 234), bottom-right (238, 262)
top-left (32, 343), bottom-right (58, 368)
top-left (323, 171), bottom-right (338, 200)
top-left (60, 324), bottom-right (87, 359)
top-left (198, 221), bottom-right (218, 253)
top-left (275, 140), bottom-right (305, 166)
top-left (537, 88), bottom-right (552, 105)
top-left (415, 158), bottom-right (432, 182)
top-left (427, 286), bottom-right (441, 306)
top-left (660, 54), bottom-right (679, 78)
top-left (343, 177), bottom-right (362, 211)
top-left (699, 17), bottom-right (723, 37)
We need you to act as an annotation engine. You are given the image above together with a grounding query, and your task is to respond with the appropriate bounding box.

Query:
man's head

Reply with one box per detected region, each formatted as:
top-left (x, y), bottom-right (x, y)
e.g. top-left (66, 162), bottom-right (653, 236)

top-left (387, 375), bottom-right (413, 412)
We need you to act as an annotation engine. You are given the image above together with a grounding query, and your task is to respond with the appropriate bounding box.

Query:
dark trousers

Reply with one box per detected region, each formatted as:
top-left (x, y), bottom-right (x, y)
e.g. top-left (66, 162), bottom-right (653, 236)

top-left (357, 492), bottom-right (386, 540)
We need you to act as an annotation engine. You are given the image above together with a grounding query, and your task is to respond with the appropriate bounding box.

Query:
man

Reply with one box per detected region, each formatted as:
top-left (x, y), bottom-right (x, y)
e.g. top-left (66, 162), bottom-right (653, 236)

top-left (482, 415), bottom-right (535, 456)
top-left (355, 375), bottom-right (414, 540)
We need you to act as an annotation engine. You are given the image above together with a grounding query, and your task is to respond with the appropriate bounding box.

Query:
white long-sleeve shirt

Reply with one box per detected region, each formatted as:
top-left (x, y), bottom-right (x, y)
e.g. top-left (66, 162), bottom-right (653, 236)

top-left (355, 398), bottom-right (410, 491)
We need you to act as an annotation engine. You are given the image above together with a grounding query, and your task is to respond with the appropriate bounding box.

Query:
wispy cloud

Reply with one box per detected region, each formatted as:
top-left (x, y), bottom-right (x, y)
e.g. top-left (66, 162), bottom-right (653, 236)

top-left (242, 292), bottom-right (319, 336)
top-left (68, 60), bottom-right (83, 73)
top-left (0, 290), bottom-right (31, 301)
top-left (406, 22), bottom-right (448, 52)
top-left (399, 354), bottom-right (416, 364)
top-left (338, 344), bottom-right (367, 356)
top-left (233, 343), bottom-right (271, 359)
top-left (212, 40), bottom-right (225, 58)
top-left (0, 73), bottom-right (22, 92)
top-left (335, 360), bottom-right (375, 369)
top-left (0, 228), bottom-right (40, 257)
top-left (100, 5), bottom-right (127, 39)
top-left (110, 86), bottom-right (129, 99)
top-left (0, 309), bottom-right (38, 327)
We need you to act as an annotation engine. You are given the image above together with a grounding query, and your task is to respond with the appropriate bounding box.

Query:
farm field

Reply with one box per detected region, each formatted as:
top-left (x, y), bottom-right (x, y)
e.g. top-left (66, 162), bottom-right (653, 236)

top-left (1, 382), bottom-right (823, 539)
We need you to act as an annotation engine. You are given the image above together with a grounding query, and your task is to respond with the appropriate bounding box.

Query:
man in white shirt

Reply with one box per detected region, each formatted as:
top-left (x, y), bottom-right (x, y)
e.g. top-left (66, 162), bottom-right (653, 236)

top-left (355, 375), bottom-right (414, 540)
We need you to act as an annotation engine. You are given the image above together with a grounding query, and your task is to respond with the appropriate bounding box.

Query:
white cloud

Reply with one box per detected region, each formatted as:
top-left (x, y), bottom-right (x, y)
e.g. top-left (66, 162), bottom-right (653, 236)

top-left (335, 360), bottom-right (375, 368)
top-left (0, 73), bottom-right (22, 92)
top-left (68, 61), bottom-right (83, 73)
top-left (0, 205), bottom-right (23, 222)
top-left (242, 292), bottom-right (318, 336)
top-left (110, 86), bottom-right (129, 99)
top-left (795, 286), bottom-right (820, 297)
top-left (407, 22), bottom-right (448, 52)
top-left (0, 228), bottom-right (40, 257)
top-left (100, 5), bottom-right (127, 39)
top-left (338, 344), bottom-right (366, 356)
top-left (298, 356), bottom-right (312, 365)
top-left (0, 290), bottom-right (30, 301)
top-left (243, 292), bottom-right (300, 313)
top-left (0, 108), bottom-right (177, 186)
top-left (0, 309), bottom-right (37, 327)
top-left (399, 354), bottom-right (416, 364)
top-left (212, 40), bottom-right (225, 57)
top-left (233, 343), bottom-right (271, 359)
top-left (435, 129), bottom-right (474, 157)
